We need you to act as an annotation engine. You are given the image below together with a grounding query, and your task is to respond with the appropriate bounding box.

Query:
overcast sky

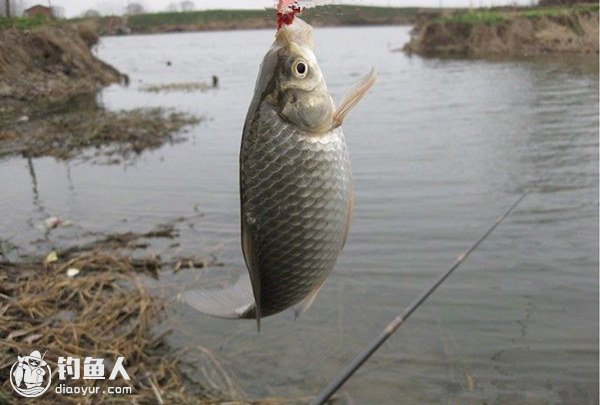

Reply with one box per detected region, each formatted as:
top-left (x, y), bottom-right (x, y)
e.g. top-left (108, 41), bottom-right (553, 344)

top-left (22, 0), bottom-right (533, 18)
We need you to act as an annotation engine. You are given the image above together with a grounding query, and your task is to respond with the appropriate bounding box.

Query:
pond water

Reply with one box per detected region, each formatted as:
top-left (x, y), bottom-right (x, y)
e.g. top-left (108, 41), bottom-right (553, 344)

top-left (1, 25), bottom-right (598, 403)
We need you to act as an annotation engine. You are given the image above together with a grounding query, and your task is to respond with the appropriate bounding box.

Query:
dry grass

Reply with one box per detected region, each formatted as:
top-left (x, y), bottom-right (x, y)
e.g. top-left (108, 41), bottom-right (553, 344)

top-left (0, 252), bottom-right (322, 404)
top-left (0, 251), bottom-right (207, 403)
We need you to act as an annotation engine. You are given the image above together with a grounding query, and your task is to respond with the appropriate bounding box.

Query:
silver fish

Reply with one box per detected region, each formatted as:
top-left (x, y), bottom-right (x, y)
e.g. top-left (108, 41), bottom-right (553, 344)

top-left (185, 18), bottom-right (376, 329)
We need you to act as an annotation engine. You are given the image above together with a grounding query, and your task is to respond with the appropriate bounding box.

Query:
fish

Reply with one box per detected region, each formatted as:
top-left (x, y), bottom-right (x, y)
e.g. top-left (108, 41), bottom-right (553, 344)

top-left (185, 17), bottom-right (377, 329)
top-left (13, 357), bottom-right (24, 387)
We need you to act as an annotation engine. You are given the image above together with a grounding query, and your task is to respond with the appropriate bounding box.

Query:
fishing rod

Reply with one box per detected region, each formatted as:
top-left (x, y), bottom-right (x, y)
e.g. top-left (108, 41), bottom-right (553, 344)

top-left (311, 134), bottom-right (580, 405)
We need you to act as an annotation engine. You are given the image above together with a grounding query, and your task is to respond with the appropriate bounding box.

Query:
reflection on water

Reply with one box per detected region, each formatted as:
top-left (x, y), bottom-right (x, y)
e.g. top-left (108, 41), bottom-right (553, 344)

top-left (1, 26), bottom-right (598, 403)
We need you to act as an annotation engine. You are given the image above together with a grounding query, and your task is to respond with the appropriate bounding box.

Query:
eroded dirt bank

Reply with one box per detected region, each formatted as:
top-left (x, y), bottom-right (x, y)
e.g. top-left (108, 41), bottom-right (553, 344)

top-left (404, 7), bottom-right (599, 56)
top-left (0, 23), bottom-right (124, 101)
top-left (0, 23), bottom-right (198, 163)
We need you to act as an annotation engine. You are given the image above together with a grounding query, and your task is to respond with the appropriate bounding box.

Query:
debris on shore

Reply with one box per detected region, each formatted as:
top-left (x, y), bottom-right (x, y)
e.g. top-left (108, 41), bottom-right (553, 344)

top-left (140, 81), bottom-right (213, 93)
top-left (0, 251), bottom-right (190, 404)
top-left (0, 241), bottom-right (255, 404)
top-left (0, 96), bottom-right (199, 163)
top-left (0, 213), bottom-right (227, 403)
top-left (403, 5), bottom-right (599, 57)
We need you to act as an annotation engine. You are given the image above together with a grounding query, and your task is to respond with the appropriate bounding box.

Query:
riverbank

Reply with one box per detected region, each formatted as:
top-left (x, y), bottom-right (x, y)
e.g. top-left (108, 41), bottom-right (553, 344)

top-left (0, 22), bottom-right (124, 101)
top-left (0, 23), bottom-right (200, 163)
top-left (403, 4), bottom-right (599, 56)
top-left (94, 5), bottom-right (437, 35)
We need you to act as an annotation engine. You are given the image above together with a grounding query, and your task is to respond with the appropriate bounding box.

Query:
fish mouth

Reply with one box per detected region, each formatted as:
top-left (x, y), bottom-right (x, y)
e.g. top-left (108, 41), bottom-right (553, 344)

top-left (275, 17), bottom-right (314, 51)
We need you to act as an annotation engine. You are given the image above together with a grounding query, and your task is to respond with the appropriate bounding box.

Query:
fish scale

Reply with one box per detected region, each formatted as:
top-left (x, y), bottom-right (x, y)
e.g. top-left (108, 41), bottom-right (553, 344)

top-left (241, 105), bottom-right (351, 316)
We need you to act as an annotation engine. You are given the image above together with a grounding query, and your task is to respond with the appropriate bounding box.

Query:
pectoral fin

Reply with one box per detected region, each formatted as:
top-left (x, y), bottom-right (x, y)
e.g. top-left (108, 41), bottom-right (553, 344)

top-left (242, 216), bottom-right (262, 331)
top-left (333, 68), bottom-right (378, 127)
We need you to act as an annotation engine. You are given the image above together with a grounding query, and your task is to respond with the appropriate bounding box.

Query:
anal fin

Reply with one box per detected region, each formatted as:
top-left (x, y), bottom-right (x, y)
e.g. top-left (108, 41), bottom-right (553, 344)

top-left (183, 273), bottom-right (255, 319)
top-left (294, 281), bottom-right (327, 319)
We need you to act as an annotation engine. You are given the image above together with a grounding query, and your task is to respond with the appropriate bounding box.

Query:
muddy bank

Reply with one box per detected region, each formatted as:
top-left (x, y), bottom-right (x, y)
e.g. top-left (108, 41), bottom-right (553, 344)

top-left (0, 23), bottom-right (125, 102)
top-left (403, 6), bottom-right (599, 56)
top-left (0, 94), bottom-right (199, 163)
top-left (0, 24), bottom-right (200, 163)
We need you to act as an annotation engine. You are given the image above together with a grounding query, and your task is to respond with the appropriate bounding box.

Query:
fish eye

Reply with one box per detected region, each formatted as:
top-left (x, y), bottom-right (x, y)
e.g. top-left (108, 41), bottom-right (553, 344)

top-left (292, 59), bottom-right (308, 79)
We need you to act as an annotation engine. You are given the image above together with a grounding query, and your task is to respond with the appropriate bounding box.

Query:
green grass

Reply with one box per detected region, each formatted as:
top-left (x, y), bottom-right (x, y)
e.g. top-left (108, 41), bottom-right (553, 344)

top-left (435, 3), bottom-right (598, 25)
top-left (521, 3), bottom-right (599, 18)
top-left (125, 5), bottom-right (428, 31)
top-left (435, 10), bottom-right (507, 25)
top-left (127, 9), bottom-right (244, 30)
top-left (127, 9), bottom-right (271, 30)
top-left (0, 14), bottom-right (54, 29)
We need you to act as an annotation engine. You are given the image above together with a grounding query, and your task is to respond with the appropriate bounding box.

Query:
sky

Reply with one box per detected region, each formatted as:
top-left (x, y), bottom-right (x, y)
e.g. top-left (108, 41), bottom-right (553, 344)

top-left (20, 0), bottom-right (533, 18)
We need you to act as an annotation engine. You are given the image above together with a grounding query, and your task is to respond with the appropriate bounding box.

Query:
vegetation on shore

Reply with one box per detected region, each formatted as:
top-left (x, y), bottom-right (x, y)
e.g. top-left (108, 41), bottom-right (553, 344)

top-left (404, 4), bottom-right (599, 56)
top-left (2, 6), bottom-right (434, 35)
top-left (0, 249), bottom-right (200, 404)
top-left (94, 5), bottom-right (437, 35)
top-left (433, 3), bottom-right (598, 24)
top-left (0, 14), bottom-right (54, 29)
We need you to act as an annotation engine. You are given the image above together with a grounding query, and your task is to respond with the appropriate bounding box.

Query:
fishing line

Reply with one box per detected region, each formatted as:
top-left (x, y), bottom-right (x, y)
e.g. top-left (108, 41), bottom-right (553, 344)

top-left (310, 132), bottom-right (581, 405)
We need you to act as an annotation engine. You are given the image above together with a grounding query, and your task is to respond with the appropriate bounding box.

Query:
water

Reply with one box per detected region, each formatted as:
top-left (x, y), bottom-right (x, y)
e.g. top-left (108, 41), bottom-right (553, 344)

top-left (1, 26), bottom-right (598, 403)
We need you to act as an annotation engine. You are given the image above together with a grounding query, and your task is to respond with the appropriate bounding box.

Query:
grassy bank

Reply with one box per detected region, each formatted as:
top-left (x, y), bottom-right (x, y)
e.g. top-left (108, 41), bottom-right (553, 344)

top-left (404, 4), bottom-right (599, 56)
top-left (95, 5), bottom-right (439, 35)
top-left (433, 3), bottom-right (598, 24)
top-left (0, 14), bottom-right (54, 29)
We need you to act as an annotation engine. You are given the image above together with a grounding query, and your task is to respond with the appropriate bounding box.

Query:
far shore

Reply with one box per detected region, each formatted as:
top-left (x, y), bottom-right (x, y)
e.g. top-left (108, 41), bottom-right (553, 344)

top-left (2, 4), bottom-right (597, 57)
top-left (91, 5), bottom-right (431, 36)
top-left (404, 3), bottom-right (598, 56)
